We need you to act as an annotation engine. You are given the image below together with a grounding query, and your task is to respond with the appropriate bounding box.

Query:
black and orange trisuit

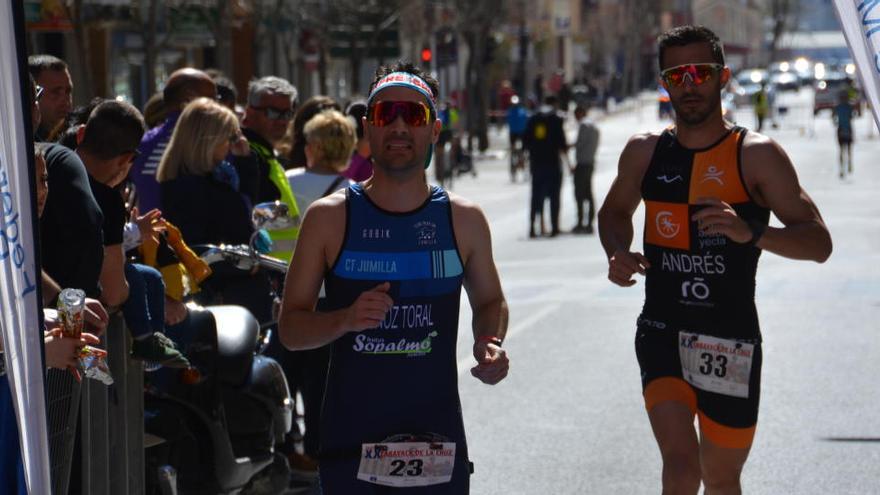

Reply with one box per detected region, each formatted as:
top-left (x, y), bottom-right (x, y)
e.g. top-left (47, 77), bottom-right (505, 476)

top-left (636, 126), bottom-right (770, 449)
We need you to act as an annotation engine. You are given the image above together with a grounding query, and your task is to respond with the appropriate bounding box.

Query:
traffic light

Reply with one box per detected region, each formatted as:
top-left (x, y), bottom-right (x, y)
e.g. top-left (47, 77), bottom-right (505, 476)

top-left (421, 46), bottom-right (433, 64)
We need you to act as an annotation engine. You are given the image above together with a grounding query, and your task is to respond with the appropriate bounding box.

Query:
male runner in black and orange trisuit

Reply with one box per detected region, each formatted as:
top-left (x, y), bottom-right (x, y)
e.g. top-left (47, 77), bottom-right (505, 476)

top-left (599, 25), bottom-right (832, 495)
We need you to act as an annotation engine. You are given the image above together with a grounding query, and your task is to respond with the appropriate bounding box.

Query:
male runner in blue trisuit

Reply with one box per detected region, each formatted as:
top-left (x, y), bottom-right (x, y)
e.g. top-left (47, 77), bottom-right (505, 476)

top-left (278, 62), bottom-right (509, 494)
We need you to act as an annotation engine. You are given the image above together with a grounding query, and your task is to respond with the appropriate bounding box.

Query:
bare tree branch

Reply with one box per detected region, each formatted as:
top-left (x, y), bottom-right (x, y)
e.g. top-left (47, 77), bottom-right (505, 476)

top-left (767, 0), bottom-right (802, 64)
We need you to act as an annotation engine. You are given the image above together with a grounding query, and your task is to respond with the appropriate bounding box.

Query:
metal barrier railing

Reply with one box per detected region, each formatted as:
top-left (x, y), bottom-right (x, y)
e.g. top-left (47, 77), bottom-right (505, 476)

top-left (106, 317), bottom-right (145, 495)
top-left (46, 314), bottom-right (144, 495)
top-left (80, 364), bottom-right (110, 493)
top-left (774, 100), bottom-right (817, 135)
top-left (734, 96), bottom-right (819, 137)
top-left (46, 369), bottom-right (80, 495)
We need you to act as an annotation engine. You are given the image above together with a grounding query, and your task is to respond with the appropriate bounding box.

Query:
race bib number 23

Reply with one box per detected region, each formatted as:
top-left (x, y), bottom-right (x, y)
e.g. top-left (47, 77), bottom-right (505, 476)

top-left (679, 332), bottom-right (754, 398)
top-left (357, 442), bottom-right (456, 488)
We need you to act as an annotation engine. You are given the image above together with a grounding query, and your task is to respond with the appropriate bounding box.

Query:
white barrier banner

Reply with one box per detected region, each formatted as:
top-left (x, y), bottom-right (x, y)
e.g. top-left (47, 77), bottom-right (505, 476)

top-left (833, 0), bottom-right (880, 131)
top-left (0, 1), bottom-right (52, 493)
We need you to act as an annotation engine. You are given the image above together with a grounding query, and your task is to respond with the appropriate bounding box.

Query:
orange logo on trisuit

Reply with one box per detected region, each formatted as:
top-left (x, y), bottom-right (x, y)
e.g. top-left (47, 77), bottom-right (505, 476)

top-left (645, 201), bottom-right (689, 250)
top-left (688, 133), bottom-right (749, 204)
top-left (656, 211), bottom-right (681, 238)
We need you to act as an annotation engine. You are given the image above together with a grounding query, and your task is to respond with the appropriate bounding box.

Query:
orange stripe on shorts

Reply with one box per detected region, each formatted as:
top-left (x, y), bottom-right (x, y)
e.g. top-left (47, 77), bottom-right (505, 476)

top-left (643, 377), bottom-right (697, 414)
top-left (698, 411), bottom-right (757, 450)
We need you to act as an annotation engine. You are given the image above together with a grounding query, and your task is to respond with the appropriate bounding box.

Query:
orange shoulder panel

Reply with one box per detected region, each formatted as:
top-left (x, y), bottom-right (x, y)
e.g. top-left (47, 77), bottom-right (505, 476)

top-left (688, 131), bottom-right (748, 204)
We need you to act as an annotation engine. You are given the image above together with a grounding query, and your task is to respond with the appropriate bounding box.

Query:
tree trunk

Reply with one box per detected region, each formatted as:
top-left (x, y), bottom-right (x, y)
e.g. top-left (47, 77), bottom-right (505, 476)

top-left (143, 0), bottom-right (159, 98)
top-left (463, 28), bottom-right (490, 152)
top-left (475, 32), bottom-right (489, 152)
top-left (630, 28), bottom-right (642, 96)
top-left (768, 0), bottom-right (799, 65)
top-left (318, 41), bottom-right (328, 95)
top-left (66, 0), bottom-right (95, 99)
top-left (213, 0), bottom-right (233, 77)
top-left (516, 20), bottom-right (527, 97)
top-left (769, 14), bottom-right (787, 64)
top-left (349, 28), bottom-right (361, 95)
top-left (284, 28), bottom-right (298, 87)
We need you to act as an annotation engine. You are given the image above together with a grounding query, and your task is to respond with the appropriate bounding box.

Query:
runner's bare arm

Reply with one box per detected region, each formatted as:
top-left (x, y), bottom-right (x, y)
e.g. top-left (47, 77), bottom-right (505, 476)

top-left (278, 194), bottom-right (393, 351)
top-left (450, 195), bottom-right (509, 385)
top-left (598, 133), bottom-right (657, 286)
top-left (744, 136), bottom-right (832, 262)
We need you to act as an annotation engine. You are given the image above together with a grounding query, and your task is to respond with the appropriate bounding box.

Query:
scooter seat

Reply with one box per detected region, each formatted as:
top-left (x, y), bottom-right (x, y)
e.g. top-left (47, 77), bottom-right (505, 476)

top-left (206, 305), bottom-right (259, 387)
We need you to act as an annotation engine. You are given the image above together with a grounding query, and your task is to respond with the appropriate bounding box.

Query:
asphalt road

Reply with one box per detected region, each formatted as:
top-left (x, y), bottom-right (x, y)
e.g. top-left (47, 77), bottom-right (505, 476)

top-left (450, 90), bottom-right (880, 494)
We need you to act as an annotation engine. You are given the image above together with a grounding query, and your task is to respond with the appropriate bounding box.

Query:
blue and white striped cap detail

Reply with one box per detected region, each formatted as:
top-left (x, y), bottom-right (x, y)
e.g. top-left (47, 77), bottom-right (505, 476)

top-left (367, 72), bottom-right (436, 114)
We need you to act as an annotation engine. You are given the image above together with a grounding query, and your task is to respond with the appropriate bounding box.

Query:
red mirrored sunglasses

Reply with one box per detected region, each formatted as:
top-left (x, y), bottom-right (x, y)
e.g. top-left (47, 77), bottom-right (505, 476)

top-left (367, 100), bottom-right (432, 127)
top-left (660, 63), bottom-right (723, 88)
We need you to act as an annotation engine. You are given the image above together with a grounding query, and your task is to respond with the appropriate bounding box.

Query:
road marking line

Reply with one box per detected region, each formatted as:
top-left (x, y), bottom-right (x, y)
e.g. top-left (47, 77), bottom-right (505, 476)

top-left (457, 302), bottom-right (561, 375)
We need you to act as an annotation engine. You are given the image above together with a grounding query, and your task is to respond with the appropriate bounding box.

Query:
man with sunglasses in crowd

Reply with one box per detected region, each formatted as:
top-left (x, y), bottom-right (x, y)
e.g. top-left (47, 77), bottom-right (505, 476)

top-left (278, 62), bottom-right (509, 493)
top-left (28, 54), bottom-right (73, 142)
top-left (598, 25), bottom-right (831, 494)
top-left (239, 76), bottom-right (301, 261)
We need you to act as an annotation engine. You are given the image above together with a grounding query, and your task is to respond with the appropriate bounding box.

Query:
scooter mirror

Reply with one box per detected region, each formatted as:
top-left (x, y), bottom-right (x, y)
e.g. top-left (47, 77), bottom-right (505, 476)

top-left (251, 201), bottom-right (297, 231)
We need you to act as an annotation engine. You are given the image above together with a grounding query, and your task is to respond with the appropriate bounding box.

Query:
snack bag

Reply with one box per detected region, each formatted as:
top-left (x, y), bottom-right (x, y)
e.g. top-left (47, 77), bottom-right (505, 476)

top-left (78, 346), bottom-right (113, 385)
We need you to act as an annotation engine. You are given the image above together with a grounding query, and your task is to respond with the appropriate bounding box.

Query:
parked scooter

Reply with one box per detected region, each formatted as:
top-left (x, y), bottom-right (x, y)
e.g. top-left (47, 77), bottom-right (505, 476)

top-left (145, 202), bottom-right (296, 495)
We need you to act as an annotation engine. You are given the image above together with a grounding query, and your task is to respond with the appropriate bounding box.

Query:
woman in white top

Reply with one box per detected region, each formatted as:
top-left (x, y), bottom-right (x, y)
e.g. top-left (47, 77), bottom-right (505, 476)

top-left (285, 109), bottom-right (357, 212)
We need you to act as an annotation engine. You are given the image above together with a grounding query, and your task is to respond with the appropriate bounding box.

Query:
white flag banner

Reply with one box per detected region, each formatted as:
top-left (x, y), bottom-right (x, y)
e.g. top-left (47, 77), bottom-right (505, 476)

top-left (833, 0), bottom-right (880, 131)
top-left (0, 1), bottom-right (52, 494)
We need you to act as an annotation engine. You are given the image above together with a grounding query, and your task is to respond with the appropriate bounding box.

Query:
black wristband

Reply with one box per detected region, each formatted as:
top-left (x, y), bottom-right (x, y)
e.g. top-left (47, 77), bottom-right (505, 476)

top-left (747, 220), bottom-right (766, 247)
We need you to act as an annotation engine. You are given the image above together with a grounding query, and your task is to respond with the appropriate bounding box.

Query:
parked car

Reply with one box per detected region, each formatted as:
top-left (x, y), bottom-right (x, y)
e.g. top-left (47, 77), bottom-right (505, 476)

top-left (813, 72), bottom-right (861, 116)
top-left (733, 69), bottom-right (770, 105)
top-left (770, 58), bottom-right (814, 87)
top-left (770, 70), bottom-right (800, 91)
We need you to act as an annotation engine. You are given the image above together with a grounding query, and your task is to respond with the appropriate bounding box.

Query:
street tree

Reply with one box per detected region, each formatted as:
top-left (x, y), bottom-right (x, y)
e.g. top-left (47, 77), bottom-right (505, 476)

top-left (452, 0), bottom-right (508, 152)
top-left (57, 0), bottom-right (95, 99)
top-left (766, 0), bottom-right (802, 64)
top-left (129, 0), bottom-right (172, 101)
top-left (245, 0), bottom-right (303, 84)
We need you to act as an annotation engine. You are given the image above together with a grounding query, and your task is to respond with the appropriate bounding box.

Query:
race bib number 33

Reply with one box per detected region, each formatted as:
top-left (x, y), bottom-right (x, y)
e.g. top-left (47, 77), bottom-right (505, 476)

top-left (357, 442), bottom-right (456, 487)
top-left (679, 332), bottom-right (754, 398)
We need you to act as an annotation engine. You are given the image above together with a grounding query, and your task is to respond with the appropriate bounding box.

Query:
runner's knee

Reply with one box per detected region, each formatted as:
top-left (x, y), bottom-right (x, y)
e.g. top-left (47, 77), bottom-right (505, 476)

top-left (661, 453), bottom-right (701, 495)
top-left (701, 470), bottom-right (742, 495)
top-left (699, 440), bottom-right (748, 493)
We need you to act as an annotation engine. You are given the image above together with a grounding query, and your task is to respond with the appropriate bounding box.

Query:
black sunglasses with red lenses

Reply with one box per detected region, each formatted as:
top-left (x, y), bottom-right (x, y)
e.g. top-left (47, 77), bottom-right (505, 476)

top-left (367, 100), bottom-right (433, 127)
top-left (660, 63), bottom-right (723, 88)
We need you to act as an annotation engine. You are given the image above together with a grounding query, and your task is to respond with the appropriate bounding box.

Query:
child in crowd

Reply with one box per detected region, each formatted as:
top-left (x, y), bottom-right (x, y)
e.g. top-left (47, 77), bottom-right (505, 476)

top-left (121, 208), bottom-right (190, 368)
